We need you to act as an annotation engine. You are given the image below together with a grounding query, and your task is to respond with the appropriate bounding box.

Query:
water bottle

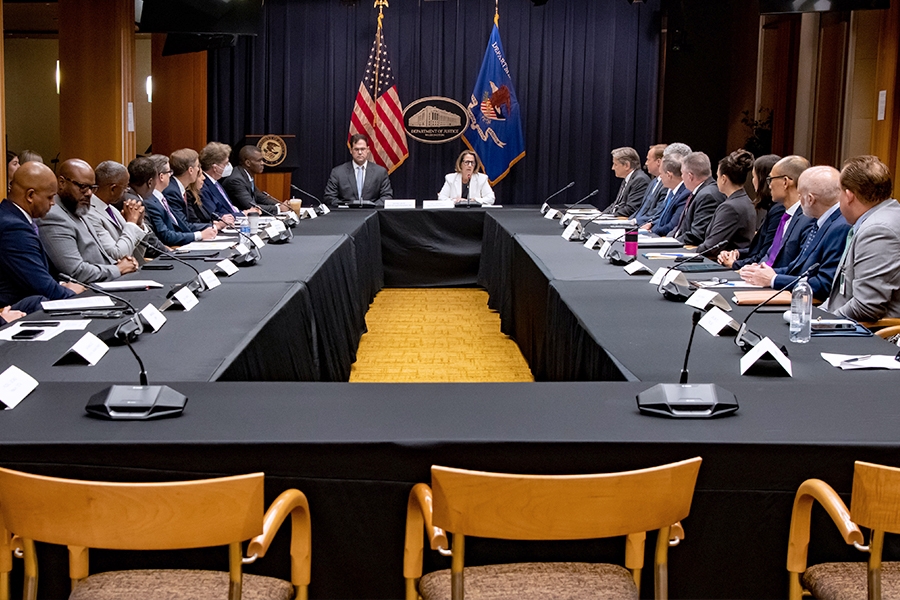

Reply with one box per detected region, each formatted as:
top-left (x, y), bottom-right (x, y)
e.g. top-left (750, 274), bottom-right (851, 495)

top-left (790, 276), bottom-right (812, 343)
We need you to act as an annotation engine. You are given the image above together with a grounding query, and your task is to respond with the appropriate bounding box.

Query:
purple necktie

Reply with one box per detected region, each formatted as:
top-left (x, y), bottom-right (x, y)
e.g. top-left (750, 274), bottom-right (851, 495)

top-left (764, 212), bottom-right (791, 266)
top-left (31, 221), bottom-right (39, 236)
top-left (106, 205), bottom-right (119, 225)
top-left (159, 196), bottom-right (177, 224)
top-left (216, 181), bottom-right (239, 213)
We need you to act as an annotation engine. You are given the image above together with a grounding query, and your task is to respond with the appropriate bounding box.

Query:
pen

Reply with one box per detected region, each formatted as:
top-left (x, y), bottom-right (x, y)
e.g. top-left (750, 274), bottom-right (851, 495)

top-left (842, 355), bottom-right (871, 364)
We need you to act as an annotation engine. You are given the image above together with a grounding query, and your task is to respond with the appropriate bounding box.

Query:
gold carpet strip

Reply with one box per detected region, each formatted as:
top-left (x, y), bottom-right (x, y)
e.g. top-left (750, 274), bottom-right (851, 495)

top-left (349, 289), bottom-right (534, 383)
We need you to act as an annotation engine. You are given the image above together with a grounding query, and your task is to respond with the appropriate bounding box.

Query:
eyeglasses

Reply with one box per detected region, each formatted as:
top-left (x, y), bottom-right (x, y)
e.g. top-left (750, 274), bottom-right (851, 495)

top-left (60, 175), bottom-right (99, 193)
top-left (462, 160), bottom-right (476, 165)
top-left (160, 169), bottom-right (173, 175)
top-left (766, 174), bottom-right (791, 185)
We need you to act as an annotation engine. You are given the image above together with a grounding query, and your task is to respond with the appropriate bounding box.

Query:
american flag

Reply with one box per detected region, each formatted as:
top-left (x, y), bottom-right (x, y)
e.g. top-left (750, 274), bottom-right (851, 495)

top-left (349, 27), bottom-right (408, 173)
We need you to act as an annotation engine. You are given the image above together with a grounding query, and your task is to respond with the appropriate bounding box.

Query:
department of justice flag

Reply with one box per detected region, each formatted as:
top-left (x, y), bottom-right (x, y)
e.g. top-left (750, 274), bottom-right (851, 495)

top-left (349, 25), bottom-right (408, 173)
top-left (463, 23), bottom-right (525, 185)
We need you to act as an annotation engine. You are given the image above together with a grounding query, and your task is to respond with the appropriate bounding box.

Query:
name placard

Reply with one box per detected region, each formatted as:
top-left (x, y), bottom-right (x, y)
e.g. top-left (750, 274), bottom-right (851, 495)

top-left (384, 199), bottom-right (416, 209)
top-left (199, 269), bottom-right (221, 290)
top-left (740, 337), bottom-right (792, 376)
top-left (623, 261), bottom-right (653, 275)
top-left (139, 303), bottom-right (167, 332)
top-left (0, 365), bottom-right (38, 410)
top-left (215, 259), bottom-right (239, 276)
top-left (54, 332), bottom-right (109, 366)
top-left (423, 200), bottom-right (455, 210)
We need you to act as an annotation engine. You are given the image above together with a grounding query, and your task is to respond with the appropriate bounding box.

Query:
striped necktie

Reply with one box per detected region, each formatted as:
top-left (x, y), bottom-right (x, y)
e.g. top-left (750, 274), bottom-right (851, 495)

top-left (798, 222), bottom-right (819, 258)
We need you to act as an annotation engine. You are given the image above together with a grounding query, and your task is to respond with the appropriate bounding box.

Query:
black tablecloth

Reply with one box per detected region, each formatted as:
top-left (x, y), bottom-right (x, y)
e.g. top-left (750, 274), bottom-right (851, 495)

top-left (3, 380), bottom-right (900, 599)
top-left (378, 209), bottom-right (487, 287)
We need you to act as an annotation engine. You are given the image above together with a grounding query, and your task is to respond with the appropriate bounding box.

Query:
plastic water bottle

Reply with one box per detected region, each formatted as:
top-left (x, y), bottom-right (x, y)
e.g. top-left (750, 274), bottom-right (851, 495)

top-left (790, 276), bottom-right (812, 343)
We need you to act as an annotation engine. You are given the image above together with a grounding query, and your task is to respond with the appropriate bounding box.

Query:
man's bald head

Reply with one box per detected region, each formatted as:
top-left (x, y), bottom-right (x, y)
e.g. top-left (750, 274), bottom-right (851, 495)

top-left (798, 166), bottom-right (842, 219)
top-left (9, 161), bottom-right (57, 218)
top-left (57, 158), bottom-right (96, 217)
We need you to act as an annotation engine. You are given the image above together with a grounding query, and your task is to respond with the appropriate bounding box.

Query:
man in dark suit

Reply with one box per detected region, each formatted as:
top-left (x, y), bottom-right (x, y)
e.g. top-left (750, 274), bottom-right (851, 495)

top-left (0, 161), bottom-right (84, 312)
top-left (144, 154), bottom-right (217, 247)
top-left (633, 144), bottom-right (668, 226)
top-left (199, 142), bottom-right (256, 221)
top-left (741, 166), bottom-right (851, 300)
top-left (163, 148), bottom-right (211, 227)
top-left (646, 155), bottom-right (690, 236)
top-left (221, 145), bottom-right (281, 212)
top-left (721, 155), bottom-right (811, 269)
top-left (324, 134), bottom-right (393, 207)
top-left (824, 155), bottom-right (900, 322)
top-left (672, 152), bottom-right (725, 245)
top-left (601, 147), bottom-right (649, 217)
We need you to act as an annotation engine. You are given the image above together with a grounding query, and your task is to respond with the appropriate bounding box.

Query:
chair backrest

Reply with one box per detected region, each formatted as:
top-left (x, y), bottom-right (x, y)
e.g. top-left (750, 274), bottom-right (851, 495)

top-left (851, 461), bottom-right (900, 534)
top-left (0, 467), bottom-right (265, 550)
top-left (431, 457), bottom-right (702, 540)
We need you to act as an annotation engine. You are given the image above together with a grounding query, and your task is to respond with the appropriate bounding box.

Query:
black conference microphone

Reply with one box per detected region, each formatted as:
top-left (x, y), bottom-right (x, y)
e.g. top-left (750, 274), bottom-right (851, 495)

top-left (572, 207), bottom-right (631, 241)
top-left (601, 229), bottom-right (640, 265)
top-left (138, 239), bottom-right (207, 297)
top-left (568, 188), bottom-right (599, 208)
top-left (559, 190), bottom-right (600, 228)
top-left (734, 262), bottom-right (820, 353)
top-left (245, 204), bottom-right (294, 242)
top-left (291, 184), bottom-right (328, 215)
top-left (636, 309), bottom-right (739, 418)
top-left (59, 274), bottom-right (144, 345)
top-left (256, 193), bottom-right (299, 229)
top-left (540, 182), bottom-right (574, 214)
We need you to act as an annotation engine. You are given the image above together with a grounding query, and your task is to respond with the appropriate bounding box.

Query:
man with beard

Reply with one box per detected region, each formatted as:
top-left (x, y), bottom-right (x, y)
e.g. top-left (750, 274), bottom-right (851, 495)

top-left (39, 159), bottom-right (138, 283)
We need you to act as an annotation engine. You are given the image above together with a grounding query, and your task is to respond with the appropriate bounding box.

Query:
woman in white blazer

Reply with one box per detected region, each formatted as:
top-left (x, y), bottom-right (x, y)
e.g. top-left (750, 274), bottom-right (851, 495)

top-left (438, 150), bottom-right (495, 205)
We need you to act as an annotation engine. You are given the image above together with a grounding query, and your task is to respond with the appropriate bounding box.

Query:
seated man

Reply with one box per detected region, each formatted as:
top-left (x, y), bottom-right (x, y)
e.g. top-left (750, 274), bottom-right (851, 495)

top-left (0, 162), bottom-right (84, 311)
top-left (740, 166), bottom-right (851, 301)
top-left (645, 155), bottom-right (690, 236)
top-left (143, 155), bottom-right (216, 247)
top-left (671, 152), bottom-right (725, 245)
top-left (199, 142), bottom-right (255, 221)
top-left (602, 147), bottom-right (649, 217)
top-left (823, 155), bottom-right (900, 322)
top-left (39, 159), bottom-right (137, 283)
top-left (632, 144), bottom-right (668, 226)
top-left (221, 145), bottom-right (282, 212)
top-left (84, 160), bottom-right (149, 262)
top-left (324, 134), bottom-right (393, 207)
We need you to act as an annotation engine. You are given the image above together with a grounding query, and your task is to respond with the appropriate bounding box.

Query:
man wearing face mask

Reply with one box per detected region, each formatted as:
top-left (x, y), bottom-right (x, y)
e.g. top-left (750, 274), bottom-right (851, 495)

top-left (198, 142), bottom-right (258, 221)
top-left (39, 159), bottom-right (138, 283)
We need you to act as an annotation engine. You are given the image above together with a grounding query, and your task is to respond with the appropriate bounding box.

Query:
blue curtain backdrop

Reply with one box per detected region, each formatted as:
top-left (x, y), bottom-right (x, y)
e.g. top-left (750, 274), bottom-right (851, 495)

top-left (208, 0), bottom-right (661, 207)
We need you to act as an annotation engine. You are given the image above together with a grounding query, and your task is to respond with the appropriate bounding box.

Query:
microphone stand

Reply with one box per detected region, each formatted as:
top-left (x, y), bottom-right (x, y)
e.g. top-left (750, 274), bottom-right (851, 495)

top-left (291, 184), bottom-right (327, 214)
top-left (636, 310), bottom-right (739, 418)
top-left (138, 239), bottom-right (207, 297)
top-left (59, 274), bottom-right (144, 345)
top-left (734, 262), bottom-right (820, 353)
top-left (540, 181), bottom-right (575, 214)
top-left (560, 190), bottom-right (600, 226)
top-left (206, 217), bottom-right (261, 266)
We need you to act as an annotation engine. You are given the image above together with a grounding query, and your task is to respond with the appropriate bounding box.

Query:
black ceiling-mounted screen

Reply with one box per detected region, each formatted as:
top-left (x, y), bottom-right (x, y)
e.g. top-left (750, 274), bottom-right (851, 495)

top-left (138, 0), bottom-right (263, 35)
top-left (760, 0), bottom-right (889, 14)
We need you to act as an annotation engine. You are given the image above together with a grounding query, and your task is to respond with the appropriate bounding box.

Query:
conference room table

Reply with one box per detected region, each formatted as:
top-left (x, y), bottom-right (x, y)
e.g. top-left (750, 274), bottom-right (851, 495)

top-left (1, 207), bottom-right (899, 600)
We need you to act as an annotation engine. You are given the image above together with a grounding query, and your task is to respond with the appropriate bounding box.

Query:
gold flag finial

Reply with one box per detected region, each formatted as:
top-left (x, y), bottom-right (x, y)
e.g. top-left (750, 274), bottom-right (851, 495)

top-left (494, 0), bottom-right (499, 26)
top-left (375, 0), bottom-right (389, 29)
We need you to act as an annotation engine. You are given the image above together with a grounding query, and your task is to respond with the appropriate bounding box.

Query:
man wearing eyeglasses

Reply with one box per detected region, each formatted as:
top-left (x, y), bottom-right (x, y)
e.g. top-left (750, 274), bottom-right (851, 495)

top-left (723, 155), bottom-right (813, 270)
top-left (38, 159), bottom-right (138, 283)
top-left (323, 134), bottom-right (393, 208)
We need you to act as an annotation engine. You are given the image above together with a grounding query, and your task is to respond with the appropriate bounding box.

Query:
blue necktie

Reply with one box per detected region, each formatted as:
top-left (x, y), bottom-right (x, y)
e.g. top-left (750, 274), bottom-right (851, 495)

top-left (356, 166), bottom-right (365, 201)
top-left (799, 222), bottom-right (819, 258)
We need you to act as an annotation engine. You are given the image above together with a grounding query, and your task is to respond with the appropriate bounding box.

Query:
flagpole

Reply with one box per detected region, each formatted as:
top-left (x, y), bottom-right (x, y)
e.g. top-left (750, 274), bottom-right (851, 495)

top-left (372, 0), bottom-right (389, 139)
top-left (494, 0), bottom-right (499, 27)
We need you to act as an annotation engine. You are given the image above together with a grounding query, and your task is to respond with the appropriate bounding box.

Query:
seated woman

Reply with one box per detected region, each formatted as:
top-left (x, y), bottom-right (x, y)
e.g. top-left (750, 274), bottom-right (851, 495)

top-left (696, 149), bottom-right (756, 254)
top-left (187, 173), bottom-right (232, 228)
top-left (438, 150), bottom-right (495, 205)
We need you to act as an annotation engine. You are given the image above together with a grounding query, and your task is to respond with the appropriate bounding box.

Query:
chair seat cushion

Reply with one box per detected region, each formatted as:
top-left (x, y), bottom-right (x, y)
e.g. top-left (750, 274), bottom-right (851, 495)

top-left (68, 569), bottom-right (293, 600)
top-left (803, 561), bottom-right (900, 600)
top-left (418, 562), bottom-right (638, 600)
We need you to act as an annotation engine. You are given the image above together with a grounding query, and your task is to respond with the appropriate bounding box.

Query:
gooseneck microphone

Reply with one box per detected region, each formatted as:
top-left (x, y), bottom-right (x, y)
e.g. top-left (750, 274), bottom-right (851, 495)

top-left (210, 214), bottom-right (262, 265)
top-left (567, 189), bottom-right (599, 210)
top-left (59, 274), bottom-right (138, 315)
top-left (680, 310), bottom-right (703, 384)
top-left (675, 240), bottom-right (727, 264)
top-left (138, 239), bottom-right (206, 296)
top-left (544, 182), bottom-right (575, 205)
top-left (60, 274), bottom-right (144, 344)
top-left (291, 184), bottom-right (324, 208)
top-left (734, 262), bottom-right (820, 352)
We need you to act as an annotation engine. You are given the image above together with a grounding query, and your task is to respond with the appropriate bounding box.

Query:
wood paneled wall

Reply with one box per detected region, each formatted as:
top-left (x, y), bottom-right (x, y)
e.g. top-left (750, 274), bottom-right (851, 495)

top-left (58, 0), bottom-right (135, 167)
top-left (872, 1), bottom-right (900, 197)
top-left (0, 2), bottom-right (6, 196)
top-left (150, 34), bottom-right (207, 156)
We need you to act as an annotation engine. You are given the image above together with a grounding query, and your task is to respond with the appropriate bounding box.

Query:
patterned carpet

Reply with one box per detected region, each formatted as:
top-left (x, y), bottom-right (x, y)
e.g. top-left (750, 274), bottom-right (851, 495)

top-left (349, 288), bottom-right (535, 383)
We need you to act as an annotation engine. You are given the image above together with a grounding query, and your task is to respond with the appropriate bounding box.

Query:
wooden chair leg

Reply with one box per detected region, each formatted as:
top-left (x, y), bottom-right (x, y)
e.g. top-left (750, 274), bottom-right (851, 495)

top-left (405, 577), bottom-right (419, 600)
top-left (868, 530), bottom-right (884, 600)
top-left (654, 526), bottom-right (670, 600)
top-left (450, 533), bottom-right (465, 600)
top-left (228, 542), bottom-right (243, 600)
top-left (22, 539), bottom-right (37, 600)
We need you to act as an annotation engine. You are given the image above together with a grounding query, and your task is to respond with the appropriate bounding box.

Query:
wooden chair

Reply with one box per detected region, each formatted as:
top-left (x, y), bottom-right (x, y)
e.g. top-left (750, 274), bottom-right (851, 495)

top-left (0, 468), bottom-right (311, 600)
top-left (404, 457), bottom-right (702, 600)
top-left (861, 318), bottom-right (900, 340)
top-left (787, 461), bottom-right (900, 600)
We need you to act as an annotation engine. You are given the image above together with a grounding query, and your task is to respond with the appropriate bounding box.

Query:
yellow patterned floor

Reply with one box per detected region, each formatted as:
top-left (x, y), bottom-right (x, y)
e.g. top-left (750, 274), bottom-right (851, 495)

top-left (349, 288), bottom-right (535, 383)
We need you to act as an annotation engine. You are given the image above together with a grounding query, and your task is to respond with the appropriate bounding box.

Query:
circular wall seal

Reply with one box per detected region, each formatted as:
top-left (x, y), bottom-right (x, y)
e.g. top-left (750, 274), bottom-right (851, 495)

top-left (402, 97), bottom-right (470, 144)
top-left (257, 134), bottom-right (287, 167)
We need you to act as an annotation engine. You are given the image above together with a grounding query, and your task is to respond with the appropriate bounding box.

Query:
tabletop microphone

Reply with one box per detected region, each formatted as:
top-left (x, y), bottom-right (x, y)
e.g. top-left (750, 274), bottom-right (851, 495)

top-left (59, 274), bottom-right (144, 345)
top-left (213, 215), bottom-right (262, 266)
top-left (680, 310), bottom-right (703, 384)
top-left (255, 195), bottom-right (299, 228)
top-left (734, 262), bottom-right (820, 352)
top-left (139, 239), bottom-right (207, 297)
top-left (567, 189), bottom-right (599, 210)
top-left (291, 184), bottom-right (327, 214)
top-left (544, 182), bottom-right (575, 204)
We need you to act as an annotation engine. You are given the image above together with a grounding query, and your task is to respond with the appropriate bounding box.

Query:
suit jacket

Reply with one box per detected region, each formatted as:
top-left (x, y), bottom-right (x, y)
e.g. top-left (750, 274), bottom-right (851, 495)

top-left (768, 209), bottom-right (816, 270)
top-left (733, 203), bottom-right (785, 269)
top-left (0, 200), bottom-right (75, 306)
top-left (651, 184), bottom-right (690, 236)
top-left (437, 172), bottom-right (495, 204)
top-left (773, 208), bottom-right (850, 301)
top-left (824, 199), bottom-right (900, 322)
top-left (603, 169), bottom-right (650, 217)
top-left (696, 189), bottom-right (756, 253)
top-left (323, 161), bottom-right (393, 207)
top-left (200, 177), bottom-right (242, 218)
top-left (39, 201), bottom-right (120, 283)
top-left (162, 179), bottom-right (206, 232)
top-left (674, 178), bottom-right (725, 245)
top-left (633, 177), bottom-right (667, 226)
top-left (84, 196), bottom-right (146, 261)
top-left (185, 191), bottom-right (216, 225)
top-left (221, 167), bottom-right (277, 211)
top-left (143, 193), bottom-right (196, 247)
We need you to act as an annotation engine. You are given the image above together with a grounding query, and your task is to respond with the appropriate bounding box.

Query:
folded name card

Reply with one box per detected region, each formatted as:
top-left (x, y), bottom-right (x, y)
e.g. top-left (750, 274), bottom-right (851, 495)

top-left (740, 337), bottom-right (792, 377)
top-left (139, 303), bottom-right (167, 333)
top-left (0, 365), bottom-right (38, 410)
top-left (686, 289), bottom-right (731, 311)
top-left (54, 332), bottom-right (109, 366)
top-left (543, 208), bottom-right (561, 220)
top-left (623, 261), bottom-right (653, 275)
top-left (423, 200), bottom-right (455, 210)
top-left (698, 306), bottom-right (740, 336)
top-left (199, 269), bottom-right (221, 290)
top-left (384, 199), bottom-right (416, 209)
top-left (215, 259), bottom-right (239, 276)
top-left (583, 233), bottom-right (601, 249)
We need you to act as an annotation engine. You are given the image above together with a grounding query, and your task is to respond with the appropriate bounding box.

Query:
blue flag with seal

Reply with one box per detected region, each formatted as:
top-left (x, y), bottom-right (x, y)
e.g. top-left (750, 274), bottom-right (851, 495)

top-left (463, 23), bottom-right (525, 185)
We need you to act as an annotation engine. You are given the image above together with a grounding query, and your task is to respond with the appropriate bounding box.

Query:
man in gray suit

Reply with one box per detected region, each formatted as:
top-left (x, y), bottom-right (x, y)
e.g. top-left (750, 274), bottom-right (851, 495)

top-left (84, 160), bottom-right (149, 262)
top-left (39, 159), bottom-right (138, 283)
top-left (672, 152), bottom-right (725, 245)
top-left (324, 134), bottom-right (393, 207)
top-left (602, 147), bottom-right (649, 217)
top-left (823, 155), bottom-right (900, 322)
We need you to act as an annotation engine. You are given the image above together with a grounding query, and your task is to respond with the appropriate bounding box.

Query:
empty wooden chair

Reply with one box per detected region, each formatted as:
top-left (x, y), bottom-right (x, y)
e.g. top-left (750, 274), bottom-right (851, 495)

top-left (787, 460), bottom-right (900, 600)
top-left (0, 468), bottom-right (311, 600)
top-left (404, 457), bottom-right (702, 600)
